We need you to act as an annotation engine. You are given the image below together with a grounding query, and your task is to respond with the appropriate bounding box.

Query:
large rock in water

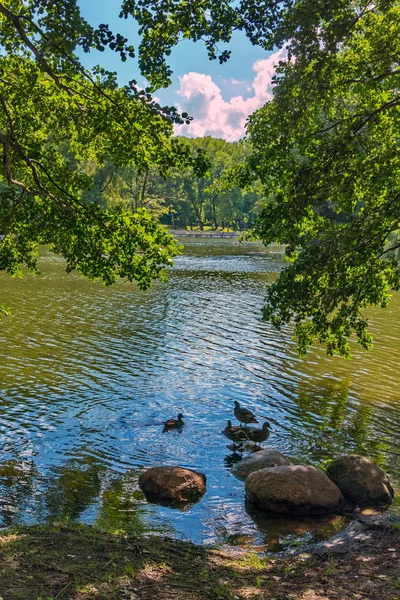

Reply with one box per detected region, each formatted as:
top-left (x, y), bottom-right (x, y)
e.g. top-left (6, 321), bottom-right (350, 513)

top-left (139, 466), bottom-right (206, 504)
top-left (232, 450), bottom-right (292, 480)
top-left (326, 455), bottom-right (395, 507)
top-left (246, 465), bottom-right (344, 515)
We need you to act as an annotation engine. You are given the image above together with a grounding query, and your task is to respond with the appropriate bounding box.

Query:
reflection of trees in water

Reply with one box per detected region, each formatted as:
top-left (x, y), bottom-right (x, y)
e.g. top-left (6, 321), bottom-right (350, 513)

top-left (96, 472), bottom-right (149, 535)
top-left (96, 472), bottom-right (148, 535)
top-left (287, 379), bottom-right (391, 468)
top-left (96, 471), bottom-right (174, 537)
top-left (0, 451), bottom-right (175, 536)
top-left (45, 457), bottom-right (174, 536)
top-left (45, 453), bottom-right (106, 521)
top-left (0, 459), bottom-right (38, 526)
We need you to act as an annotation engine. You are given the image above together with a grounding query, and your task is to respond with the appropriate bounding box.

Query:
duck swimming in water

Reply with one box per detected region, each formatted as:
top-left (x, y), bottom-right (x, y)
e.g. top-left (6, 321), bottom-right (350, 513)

top-left (234, 401), bottom-right (258, 426)
top-left (163, 413), bottom-right (184, 431)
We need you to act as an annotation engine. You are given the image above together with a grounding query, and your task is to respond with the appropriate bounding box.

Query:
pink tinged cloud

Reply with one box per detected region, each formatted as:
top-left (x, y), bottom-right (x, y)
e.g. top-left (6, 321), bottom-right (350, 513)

top-left (175, 48), bottom-right (286, 141)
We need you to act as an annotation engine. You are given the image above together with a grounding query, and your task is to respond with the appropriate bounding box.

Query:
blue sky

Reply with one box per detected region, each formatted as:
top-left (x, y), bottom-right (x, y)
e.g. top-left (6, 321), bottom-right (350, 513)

top-left (78, 0), bottom-right (283, 140)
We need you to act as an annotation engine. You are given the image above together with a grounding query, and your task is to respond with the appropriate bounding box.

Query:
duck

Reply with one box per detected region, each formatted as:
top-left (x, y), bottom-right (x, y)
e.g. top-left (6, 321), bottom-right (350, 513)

top-left (242, 421), bottom-right (271, 447)
top-left (222, 420), bottom-right (249, 443)
top-left (234, 401), bottom-right (258, 426)
top-left (163, 413), bottom-right (184, 431)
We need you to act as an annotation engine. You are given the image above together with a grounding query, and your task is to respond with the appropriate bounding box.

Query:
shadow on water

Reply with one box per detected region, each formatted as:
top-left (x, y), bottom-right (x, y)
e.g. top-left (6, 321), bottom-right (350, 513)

top-left (223, 452), bottom-right (244, 468)
top-left (0, 239), bottom-right (399, 547)
top-left (244, 499), bottom-right (348, 551)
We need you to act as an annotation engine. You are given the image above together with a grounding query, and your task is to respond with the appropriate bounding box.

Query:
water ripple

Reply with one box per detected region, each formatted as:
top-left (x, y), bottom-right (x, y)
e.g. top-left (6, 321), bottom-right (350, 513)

top-left (0, 240), bottom-right (399, 545)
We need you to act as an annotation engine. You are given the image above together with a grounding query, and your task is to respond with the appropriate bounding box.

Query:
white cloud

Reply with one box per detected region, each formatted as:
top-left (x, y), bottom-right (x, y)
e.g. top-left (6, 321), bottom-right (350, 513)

top-left (174, 48), bottom-right (286, 141)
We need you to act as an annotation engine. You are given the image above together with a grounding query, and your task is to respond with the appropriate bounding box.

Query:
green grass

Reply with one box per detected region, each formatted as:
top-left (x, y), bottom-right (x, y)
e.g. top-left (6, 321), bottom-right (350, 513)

top-left (324, 554), bottom-right (336, 576)
top-left (238, 552), bottom-right (270, 570)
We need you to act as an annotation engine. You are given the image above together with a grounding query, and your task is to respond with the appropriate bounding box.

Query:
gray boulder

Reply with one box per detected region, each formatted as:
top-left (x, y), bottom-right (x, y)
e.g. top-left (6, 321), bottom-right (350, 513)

top-left (232, 450), bottom-right (292, 480)
top-left (139, 466), bottom-right (206, 504)
top-left (246, 465), bottom-right (344, 515)
top-left (326, 455), bottom-right (394, 507)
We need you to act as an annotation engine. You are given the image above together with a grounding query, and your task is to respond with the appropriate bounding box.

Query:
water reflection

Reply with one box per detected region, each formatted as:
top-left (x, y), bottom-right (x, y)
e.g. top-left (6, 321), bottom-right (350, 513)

top-left (224, 451), bottom-right (244, 468)
top-left (0, 460), bottom-right (38, 525)
top-left (0, 239), bottom-right (399, 547)
top-left (245, 500), bottom-right (347, 551)
top-left (45, 453), bottom-right (105, 522)
top-left (96, 472), bottom-right (173, 536)
top-left (280, 377), bottom-right (391, 469)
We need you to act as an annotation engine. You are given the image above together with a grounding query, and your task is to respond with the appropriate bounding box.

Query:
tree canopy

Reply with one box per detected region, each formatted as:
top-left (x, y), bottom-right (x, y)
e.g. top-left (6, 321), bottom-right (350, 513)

top-left (0, 0), bottom-right (207, 294)
top-left (249, 2), bottom-right (400, 356)
top-left (1, 0), bottom-right (399, 356)
top-left (124, 0), bottom-right (400, 356)
top-left (77, 136), bottom-right (263, 231)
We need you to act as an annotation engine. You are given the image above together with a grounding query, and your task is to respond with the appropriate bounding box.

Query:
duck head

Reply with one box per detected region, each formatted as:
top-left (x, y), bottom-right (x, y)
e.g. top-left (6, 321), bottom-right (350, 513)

top-left (178, 413), bottom-right (184, 421)
top-left (234, 401), bottom-right (240, 408)
top-left (262, 422), bottom-right (271, 430)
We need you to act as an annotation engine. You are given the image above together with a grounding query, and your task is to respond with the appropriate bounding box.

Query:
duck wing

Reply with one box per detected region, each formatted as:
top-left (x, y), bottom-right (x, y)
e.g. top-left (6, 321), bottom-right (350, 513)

top-left (234, 406), bottom-right (258, 423)
top-left (223, 426), bottom-right (248, 441)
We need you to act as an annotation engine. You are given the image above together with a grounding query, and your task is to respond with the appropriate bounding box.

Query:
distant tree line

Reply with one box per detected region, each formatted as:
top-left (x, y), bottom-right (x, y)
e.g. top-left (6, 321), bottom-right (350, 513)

top-left (81, 136), bottom-right (264, 231)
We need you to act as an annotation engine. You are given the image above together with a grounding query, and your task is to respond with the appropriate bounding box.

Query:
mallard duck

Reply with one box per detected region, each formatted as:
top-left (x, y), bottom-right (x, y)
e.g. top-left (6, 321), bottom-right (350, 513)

top-left (242, 421), bottom-right (271, 447)
top-left (222, 420), bottom-right (249, 443)
top-left (163, 413), bottom-right (184, 431)
top-left (234, 401), bottom-right (258, 426)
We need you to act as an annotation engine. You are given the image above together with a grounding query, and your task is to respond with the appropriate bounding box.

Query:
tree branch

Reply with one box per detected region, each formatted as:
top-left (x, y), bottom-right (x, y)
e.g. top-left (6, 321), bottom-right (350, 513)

top-left (352, 96), bottom-right (400, 134)
top-left (2, 141), bottom-right (30, 192)
top-left (0, 92), bottom-right (15, 137)
top-left (100, 172), bottom-right (116, 193)
top-left (0, 3), bottom-right (72, 94)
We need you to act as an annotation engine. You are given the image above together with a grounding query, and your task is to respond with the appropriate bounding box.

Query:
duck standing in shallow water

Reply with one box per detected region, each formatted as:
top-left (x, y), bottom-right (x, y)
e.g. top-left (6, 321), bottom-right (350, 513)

top-left (234, 401), bottom-right (258, 426)
top-left (243, 421), bottom-right (271, 447)
top-left (222, 420), bottom-right (249, 444)
top-left (163, 413), bottom-right (184, 432)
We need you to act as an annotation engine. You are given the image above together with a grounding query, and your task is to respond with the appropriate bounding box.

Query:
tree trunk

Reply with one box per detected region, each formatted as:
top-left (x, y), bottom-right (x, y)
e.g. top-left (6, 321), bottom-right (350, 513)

top-left (211, 196), bottom-right (218, 230)
top-left (141, 170), bottom-right (149, 207)
top-left (134, 173), bottom-right (140, 211)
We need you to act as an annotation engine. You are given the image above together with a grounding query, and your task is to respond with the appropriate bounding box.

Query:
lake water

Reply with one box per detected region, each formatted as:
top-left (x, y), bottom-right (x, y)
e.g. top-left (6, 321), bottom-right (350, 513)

top-left (0, 239), bottom-right (399, 549)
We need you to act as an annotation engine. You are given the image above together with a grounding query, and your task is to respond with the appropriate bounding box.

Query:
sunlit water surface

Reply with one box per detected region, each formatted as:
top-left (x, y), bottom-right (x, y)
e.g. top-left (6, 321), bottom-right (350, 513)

top-left (0, 239), bottom-right (399, 550)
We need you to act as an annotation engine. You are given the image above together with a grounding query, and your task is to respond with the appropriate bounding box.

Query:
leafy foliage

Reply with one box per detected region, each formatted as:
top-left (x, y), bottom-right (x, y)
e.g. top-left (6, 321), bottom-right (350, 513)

top-left (120, 0), bottom-right (371, 89)
top-left (0, 0), bottom-right (204, 287)
top-left (120, 0), bottom-right (286, 89)
top-left (78, 137), bottom-right (263, 231)
top-left (127, 0), bottom-right (400, 355)
top-left (1, 0), bottom-right (399, 357)
top-left (248, 2), bottom-right (400, 356)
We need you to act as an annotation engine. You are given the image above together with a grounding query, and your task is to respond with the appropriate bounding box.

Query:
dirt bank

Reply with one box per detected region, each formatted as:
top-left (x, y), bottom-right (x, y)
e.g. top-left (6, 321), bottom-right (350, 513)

top-left (0, 518), bottom-right (398, 599)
